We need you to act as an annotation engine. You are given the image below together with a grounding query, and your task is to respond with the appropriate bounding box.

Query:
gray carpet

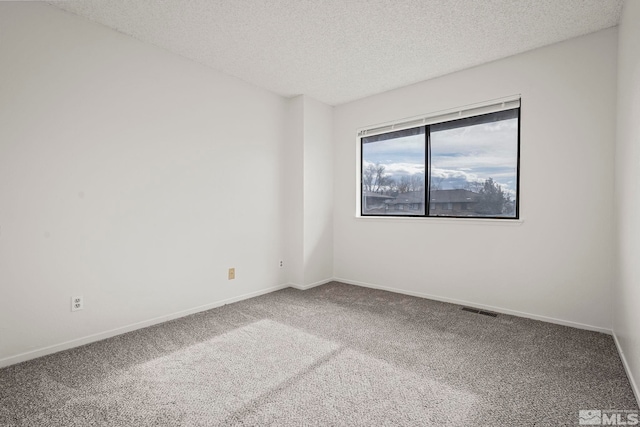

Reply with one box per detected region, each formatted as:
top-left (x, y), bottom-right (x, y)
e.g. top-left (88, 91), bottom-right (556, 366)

top-left (0, 282), bottom-right (637, 426)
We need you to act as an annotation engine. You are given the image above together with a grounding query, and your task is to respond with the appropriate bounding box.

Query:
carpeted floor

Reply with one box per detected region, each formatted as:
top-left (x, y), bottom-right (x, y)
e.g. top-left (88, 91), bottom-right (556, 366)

top-left (0, 282), bottom-right (637, 426)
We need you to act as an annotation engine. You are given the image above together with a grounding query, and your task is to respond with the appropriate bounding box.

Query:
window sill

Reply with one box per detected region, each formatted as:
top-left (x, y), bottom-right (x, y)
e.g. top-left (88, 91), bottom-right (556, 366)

top-left (354, 215), bottom-right (524, 225)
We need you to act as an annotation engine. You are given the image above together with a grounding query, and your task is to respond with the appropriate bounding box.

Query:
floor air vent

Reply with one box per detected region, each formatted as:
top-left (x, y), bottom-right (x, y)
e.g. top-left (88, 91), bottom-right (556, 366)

top-left (461, 307), bottom-right (498, 317)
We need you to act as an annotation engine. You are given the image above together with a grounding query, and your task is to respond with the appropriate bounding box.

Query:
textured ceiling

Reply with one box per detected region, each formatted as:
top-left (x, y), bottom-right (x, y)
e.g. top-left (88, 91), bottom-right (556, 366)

top-left (49, 0), bottom-right (623, 105)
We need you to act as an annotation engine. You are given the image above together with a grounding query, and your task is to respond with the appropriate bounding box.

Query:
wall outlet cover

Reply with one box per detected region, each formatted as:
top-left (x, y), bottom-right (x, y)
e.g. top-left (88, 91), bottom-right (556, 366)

top-left (71, 296), bottom-right (83, 312)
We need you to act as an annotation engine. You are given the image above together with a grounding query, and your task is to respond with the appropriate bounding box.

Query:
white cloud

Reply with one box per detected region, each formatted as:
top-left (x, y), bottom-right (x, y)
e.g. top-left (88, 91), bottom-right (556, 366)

top-left (431, 167), bottom-right (479, 183)
top-left (384, 162), bottom-right (425, 176)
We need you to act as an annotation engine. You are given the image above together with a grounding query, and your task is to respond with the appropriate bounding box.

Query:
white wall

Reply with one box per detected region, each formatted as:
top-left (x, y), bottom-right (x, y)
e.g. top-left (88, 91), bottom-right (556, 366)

top-left (285, 95), bottom-right (334, 288)
top-left (614, 0), bottom-right (640, 402)
top-left (333, 28), bottom-right (618, 332)
top-left (284, 97), bottom-right (305, 286)
top-left (0, 3), bottom-right (290, 365)
top-left (302, 96), bottom-right (334, 287)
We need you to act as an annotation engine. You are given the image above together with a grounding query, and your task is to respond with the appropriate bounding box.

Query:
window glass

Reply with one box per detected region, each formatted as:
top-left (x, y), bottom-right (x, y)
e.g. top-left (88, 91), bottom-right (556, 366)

top-left (362, 127), bottom-right (425, 216)
top-left (360, 108), bottom-right (519, 219)
top-left (430, 110), bottom-right (518, 218)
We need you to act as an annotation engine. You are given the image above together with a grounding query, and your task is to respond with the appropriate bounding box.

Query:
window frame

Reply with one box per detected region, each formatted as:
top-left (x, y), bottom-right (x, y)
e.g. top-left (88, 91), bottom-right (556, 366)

top-left (357, 97), bottom-right (521, 220)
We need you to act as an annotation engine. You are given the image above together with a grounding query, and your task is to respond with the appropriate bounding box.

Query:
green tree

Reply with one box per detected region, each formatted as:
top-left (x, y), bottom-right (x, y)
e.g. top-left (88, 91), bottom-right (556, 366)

top-left (476, 178), bottom-right (507, 215)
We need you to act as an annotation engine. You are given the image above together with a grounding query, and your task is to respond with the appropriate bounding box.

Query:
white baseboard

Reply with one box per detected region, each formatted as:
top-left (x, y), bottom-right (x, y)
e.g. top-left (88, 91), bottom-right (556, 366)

top-left (613, 332), bottom-right (640, 406)
top-left (333, 277), bottom-right (613, 335)
top-left (289, 278), bottom-right (333, 291)
top-left (0, 283), bottom-right (292, 369)
top-left (0, 277), bottom-right (616, 370)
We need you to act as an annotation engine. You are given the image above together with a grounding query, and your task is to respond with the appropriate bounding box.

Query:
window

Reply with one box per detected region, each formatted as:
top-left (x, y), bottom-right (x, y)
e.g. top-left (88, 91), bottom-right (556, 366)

top-left (360, 98), bottom-right (520, 219)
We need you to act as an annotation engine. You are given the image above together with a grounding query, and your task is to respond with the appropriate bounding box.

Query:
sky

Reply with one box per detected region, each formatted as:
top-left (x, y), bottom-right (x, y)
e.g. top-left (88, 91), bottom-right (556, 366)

top-left (362, 118), bottom-right (518, 196)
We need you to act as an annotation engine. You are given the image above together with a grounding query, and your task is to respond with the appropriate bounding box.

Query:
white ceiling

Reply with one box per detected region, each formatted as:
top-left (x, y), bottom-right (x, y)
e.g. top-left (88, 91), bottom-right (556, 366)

top-left (49, 0), bottom-right (623, 106)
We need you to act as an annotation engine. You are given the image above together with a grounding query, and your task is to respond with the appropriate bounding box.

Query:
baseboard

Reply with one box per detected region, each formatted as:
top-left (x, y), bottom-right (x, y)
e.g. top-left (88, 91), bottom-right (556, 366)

top-left (1, 277), bottom-right (614, 369)
top-left (0, 283), bottom-right (292, 369)
top-left (334, 277), bottom-right (613, 335)
top-left (613, 332), bottom-right (640, 406)
top-left (289, 278), bottom-right (333, 291)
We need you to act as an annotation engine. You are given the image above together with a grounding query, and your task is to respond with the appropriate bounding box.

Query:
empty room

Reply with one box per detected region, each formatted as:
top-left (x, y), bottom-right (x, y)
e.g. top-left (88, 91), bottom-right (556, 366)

top-left (1, 0), bottom-right (639, 425)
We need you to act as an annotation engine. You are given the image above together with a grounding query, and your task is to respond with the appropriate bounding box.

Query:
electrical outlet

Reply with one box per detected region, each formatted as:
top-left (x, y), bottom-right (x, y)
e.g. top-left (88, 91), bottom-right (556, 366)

top-left (279, 260), bottom-right (284, 268)
top-left (71, 296), bottom-right (83, 312)
top-left (228, 268), bottom-right (235, 280)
